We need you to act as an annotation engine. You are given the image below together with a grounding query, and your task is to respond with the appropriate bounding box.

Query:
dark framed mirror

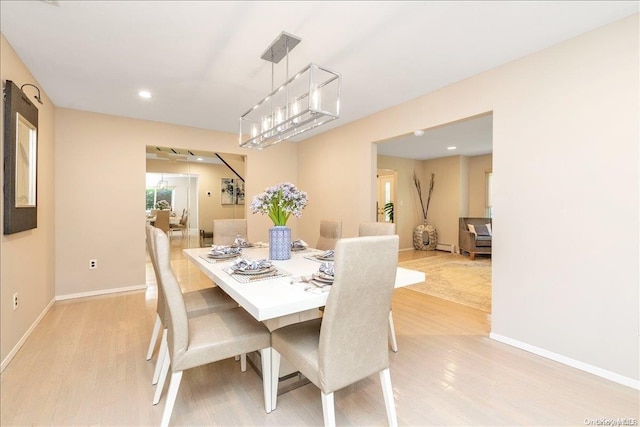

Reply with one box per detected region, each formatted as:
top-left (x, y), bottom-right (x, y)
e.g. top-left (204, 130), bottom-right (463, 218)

top-left (3, 80), bottom-right (38, 234)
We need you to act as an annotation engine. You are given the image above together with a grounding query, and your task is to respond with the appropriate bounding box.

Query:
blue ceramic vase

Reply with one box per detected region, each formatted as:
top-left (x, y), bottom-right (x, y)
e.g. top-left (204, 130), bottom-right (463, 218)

top-left (269, 226), bottom-right (291, 260)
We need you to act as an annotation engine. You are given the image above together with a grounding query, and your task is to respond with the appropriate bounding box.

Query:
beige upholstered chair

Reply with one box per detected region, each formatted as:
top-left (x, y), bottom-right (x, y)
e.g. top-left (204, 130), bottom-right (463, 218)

top-left (271, 235), bottom-right (399, 427)
top-left (149, 227), bottom-right (272, 427)
top-left (169, 209), bottom-right (188, 240)
top-left (358, 221), bottom-right (396, 237)
top-left (315, 219), bottom-right (342, 251)
top-left (154, 210), bottom-right (171, 234)
top-left (213, 219), bottom-right (247, 246)
top-left (145, 225), bottom-right (239, 405)
top-left (358, 221), bottom-right (399, 352)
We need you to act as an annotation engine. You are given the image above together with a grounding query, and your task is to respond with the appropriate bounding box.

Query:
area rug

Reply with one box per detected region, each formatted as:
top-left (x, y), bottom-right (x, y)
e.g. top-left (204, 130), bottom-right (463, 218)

top-left (400, 253), bottom-right (492, 313)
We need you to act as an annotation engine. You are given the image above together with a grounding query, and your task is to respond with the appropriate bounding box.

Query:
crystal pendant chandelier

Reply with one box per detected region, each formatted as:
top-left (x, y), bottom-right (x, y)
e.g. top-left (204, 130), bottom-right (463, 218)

top-left (157, 173), bottom-right (168, 189)
top-left (239, 32), bottom-right (341, 149)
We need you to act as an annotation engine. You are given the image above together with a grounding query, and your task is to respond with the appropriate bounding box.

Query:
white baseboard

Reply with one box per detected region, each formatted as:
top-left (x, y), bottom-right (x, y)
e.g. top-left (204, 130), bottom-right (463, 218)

top-left (56, 284), bottom-right (147, 301)
top-left (490, 333), bottom-right (639, 390)
top-left (1, 297), bottom-right (55, 373)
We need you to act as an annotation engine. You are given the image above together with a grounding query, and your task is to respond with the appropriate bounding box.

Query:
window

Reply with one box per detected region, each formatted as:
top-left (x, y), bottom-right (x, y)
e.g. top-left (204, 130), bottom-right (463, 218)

top-left (485, 171), bottom-right (493, 218)
top-left (146, 187), bottom-right (175, 211)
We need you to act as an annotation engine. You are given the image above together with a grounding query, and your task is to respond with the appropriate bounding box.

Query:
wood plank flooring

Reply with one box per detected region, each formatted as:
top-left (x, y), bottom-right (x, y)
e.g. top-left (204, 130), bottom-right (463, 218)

top-left (1, 248), bottom-right (637, 426)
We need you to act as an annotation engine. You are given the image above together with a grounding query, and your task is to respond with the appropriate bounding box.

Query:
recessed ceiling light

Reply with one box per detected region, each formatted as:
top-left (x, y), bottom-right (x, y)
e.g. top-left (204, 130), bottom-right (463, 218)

top-left (138, 90), bottom-right (152, 99)
top-left (447, 146), bottom-right (457, 150)
top-left (414, 130), bottom-right (425, 137)
top-left (197, 157), bottom-right (203, 161)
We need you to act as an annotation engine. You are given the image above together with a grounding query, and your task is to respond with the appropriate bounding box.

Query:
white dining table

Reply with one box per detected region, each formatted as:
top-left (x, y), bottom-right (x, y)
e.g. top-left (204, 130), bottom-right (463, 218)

top-left (183, 245), bottom-right (425, 329)
top-left (184, 244), bottom-right (426, 402)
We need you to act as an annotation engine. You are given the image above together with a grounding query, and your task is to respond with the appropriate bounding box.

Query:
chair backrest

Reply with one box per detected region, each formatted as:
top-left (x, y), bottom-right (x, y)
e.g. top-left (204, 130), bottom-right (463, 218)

top-left (318, 235), bottom-right (399, 393)
top-left (149, 227), bottom-right (190, 362)
top-left (460, 217), bottom-right (492, 229)
top-left (213, 219), bottom-right (247, 245)
top-left (179, 212), bottom-right (188, 226)
top-left (358, 221), bottom-right (396, 236)
top-left (316, 219), bottom-right (342, 250)
top-left (145, 225), bottom-right (167, 324)
top-left (154, 210), bottom-right (170, 233)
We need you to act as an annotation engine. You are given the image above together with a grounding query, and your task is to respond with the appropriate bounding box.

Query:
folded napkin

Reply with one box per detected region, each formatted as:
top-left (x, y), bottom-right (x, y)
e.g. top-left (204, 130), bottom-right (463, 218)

top-left (291, 239), bottom-right (308, 249)
top-left (230, 258), bottom-right (272, 272)
top-left (210, 245), bottom-right (242, 255)
top-left (234, 236), bottom-right (251, 247)
top-left (319, 262), bottom-right (334, 277)
top-left (318, 250), bottom-right (334, 259)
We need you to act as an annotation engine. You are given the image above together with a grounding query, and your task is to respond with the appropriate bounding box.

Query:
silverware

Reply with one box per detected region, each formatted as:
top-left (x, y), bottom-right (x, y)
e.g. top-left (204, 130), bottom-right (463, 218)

top-left (248, 271), bottom-right (279, 281)
top-left (308, 279), bottom-right (331, 288)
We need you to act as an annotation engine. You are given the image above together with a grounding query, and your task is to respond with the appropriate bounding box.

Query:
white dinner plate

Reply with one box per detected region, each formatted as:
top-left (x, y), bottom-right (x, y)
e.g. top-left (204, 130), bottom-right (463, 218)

top-left (208, 252), bottom-right (240, 259)
top-left (234, 266), bottom-right (276, 275)
top-left (313, 273), bottom-right (334, 283)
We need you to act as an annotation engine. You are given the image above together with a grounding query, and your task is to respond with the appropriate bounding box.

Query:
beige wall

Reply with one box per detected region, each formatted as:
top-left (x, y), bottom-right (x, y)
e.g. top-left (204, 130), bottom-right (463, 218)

top-left (467, 154), bottom-right (492, 217)
top-left (422, 156), bottom-right (464, 247)
top-left (55, 109), bottom-right (297, 298)
top-left (298, 16), bottom-right (639, 383)
top-left (463, 154), bottom-right (493, 217)
top-left (1, 35), bottom-right (56, 368)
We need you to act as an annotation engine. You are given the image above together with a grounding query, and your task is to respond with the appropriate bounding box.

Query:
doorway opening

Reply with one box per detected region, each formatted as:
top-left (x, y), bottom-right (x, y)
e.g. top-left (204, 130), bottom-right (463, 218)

top-left (145, 146), bottom-right (246, 249)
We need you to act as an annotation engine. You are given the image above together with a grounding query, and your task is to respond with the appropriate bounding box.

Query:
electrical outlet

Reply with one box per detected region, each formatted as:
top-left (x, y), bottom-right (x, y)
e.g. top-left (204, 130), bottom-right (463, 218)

top-left (89, 259), bottom-right (98, 269)
top-left (12, 293), bottom-right (18, 310)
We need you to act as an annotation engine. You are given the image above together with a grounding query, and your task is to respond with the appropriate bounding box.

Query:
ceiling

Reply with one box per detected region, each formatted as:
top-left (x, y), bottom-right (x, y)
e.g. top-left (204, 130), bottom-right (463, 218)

top-left (377, 113), bottom-right (493, 160)
top-left (1, 1), bottom-right (637, 158)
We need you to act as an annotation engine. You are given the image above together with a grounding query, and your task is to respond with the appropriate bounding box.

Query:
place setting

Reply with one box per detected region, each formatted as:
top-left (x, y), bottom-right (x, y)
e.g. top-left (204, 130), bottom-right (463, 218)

top-left (291, 262), bottom-right (334, 293)
top-left (231, 235), bottom-right (255, 248)
top-left (199, 245), bottom-right (242, 263)
top-left (290, 239), bottom-right (309, 252)
top-left (306, 250), bottom-right (334, 262)
top-left (225, 258), bottom-right (290, 283)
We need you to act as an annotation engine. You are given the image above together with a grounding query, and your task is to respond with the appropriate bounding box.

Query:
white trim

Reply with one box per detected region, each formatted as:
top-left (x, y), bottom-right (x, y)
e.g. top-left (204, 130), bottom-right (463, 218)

top-left (490, 333), bottom-right (639, 390)
top-left (55, 284), bottom-right (147, 301)
top-left (1, 298), bottom-right (55, 373)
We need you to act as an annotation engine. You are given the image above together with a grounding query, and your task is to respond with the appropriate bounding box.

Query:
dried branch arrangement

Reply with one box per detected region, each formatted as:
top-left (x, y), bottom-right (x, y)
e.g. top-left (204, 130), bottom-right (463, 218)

top-left (412, 172), bottom-right (434, 222)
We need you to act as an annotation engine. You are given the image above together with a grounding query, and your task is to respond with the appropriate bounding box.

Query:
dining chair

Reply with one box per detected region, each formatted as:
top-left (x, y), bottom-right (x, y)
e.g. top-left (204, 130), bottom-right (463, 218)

top-left (358, 221), bottom-right (399, 352)
top-left (154, 210), bottom-right (171, 234)
top-left (149, 227), bottom-right (272, 427)
top-left (213, 219), bottom-right (247, 246)
top-left (145, 225), bottom-right (240, 405)
top-left (358, 221), bottom-right (396, 236)
top-left (271, 235), bottom-right (399, 427)
top-left (315, 219), bottom-right (342, 251)
top-left (169, 209), bottom-right (188, 241)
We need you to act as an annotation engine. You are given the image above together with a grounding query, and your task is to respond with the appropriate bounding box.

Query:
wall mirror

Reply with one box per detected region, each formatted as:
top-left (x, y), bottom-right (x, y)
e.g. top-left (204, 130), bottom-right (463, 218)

top-left (3, 80), bottom-right (39, 234)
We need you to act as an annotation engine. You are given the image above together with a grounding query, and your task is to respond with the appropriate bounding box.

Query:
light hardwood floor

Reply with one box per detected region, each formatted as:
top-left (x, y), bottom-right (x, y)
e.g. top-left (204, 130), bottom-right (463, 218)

top-left (1, 246), bottom-right (637, 426)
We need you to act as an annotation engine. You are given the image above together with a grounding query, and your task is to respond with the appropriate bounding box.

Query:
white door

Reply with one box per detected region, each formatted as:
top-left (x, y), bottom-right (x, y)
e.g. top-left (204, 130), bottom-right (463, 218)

top-left (377, 174), bottom-right (394, 222)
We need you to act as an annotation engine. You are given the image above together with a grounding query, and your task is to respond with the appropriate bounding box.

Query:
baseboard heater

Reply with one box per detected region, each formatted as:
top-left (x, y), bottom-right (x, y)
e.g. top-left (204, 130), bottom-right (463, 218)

top-left (436, 243), bottom-right (457, 253)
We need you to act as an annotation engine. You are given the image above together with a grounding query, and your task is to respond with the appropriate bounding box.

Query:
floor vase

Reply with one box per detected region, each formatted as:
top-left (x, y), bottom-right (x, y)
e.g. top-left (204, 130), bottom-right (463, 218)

top-left (269, 226), bottom-right (291, 260)
top-left (413, 223), bottom-right (437, 251)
